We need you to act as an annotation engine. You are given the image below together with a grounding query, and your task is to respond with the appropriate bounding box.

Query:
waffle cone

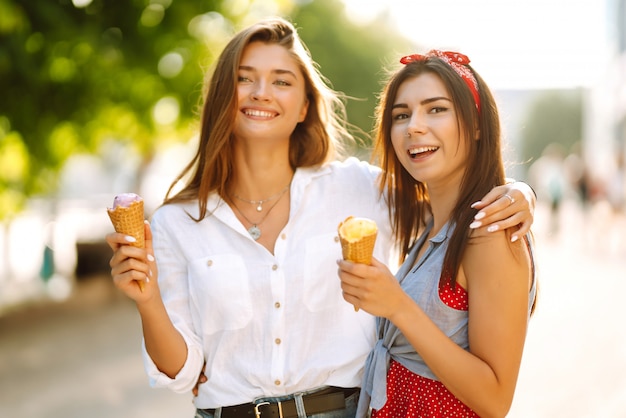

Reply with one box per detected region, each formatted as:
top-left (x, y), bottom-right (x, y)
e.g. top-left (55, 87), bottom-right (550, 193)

top-left (107, 199), bottom-right (145, 291)
top-left (337, 216), bottom-right (378, 264)
top-left (107, 199), bottom-right (145, 248)
top-left (338, 216), bottom-right (377, 312)
top-left (339, 232), bottom-right (377, 265)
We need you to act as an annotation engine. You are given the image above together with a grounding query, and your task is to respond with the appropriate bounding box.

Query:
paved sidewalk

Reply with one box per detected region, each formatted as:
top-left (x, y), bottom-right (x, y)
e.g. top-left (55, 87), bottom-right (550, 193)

top-left (508, 202), bottom-right (626, 417)
top-left (0, 278), bottom-right (194, 418)
top-left (0, 202), bottom-right (624, 417)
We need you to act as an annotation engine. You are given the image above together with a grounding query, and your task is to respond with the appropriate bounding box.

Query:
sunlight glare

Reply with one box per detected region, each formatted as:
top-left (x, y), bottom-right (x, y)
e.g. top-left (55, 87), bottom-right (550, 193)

top-left (158, 52), bottom-right (185, 78)
top-left (72, 0), bottom-right (93, 8)
top-left (152, 96), bottom-right (180, 126)
top-left (342, 0), bottom-right (608, 89)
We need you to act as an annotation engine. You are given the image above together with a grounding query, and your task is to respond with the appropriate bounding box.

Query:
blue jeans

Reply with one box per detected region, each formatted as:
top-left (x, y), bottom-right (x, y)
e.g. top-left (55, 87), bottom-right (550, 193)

top-left (195, 388), bottom-right (359, 418)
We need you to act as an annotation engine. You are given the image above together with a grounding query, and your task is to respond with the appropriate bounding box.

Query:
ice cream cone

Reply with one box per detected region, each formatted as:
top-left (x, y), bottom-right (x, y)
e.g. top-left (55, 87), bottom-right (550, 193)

top-left (107, 194), bottom-right (146, 291)
top-left (338, 216), bottom-right (378, 311)
top-left (338, 216), bottom-right (378, 264)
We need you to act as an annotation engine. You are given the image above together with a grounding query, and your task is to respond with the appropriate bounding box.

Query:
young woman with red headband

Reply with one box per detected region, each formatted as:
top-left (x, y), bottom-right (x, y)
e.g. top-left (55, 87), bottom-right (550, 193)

top-left (338, 51), bottom-right (537, 418)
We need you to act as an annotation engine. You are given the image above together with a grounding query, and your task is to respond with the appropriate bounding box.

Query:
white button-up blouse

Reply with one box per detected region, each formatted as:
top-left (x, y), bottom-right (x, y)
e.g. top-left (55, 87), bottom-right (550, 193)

top-left (144, 157), bottom-right (395, 409)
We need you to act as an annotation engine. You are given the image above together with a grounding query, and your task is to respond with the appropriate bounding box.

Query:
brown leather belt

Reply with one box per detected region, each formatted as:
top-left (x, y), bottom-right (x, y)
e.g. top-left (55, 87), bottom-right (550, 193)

top-left (202, 387), bottom-right (358, 418)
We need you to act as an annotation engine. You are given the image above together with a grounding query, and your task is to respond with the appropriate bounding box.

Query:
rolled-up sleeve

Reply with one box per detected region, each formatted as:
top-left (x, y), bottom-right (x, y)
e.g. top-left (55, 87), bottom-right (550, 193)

top-left (141, 209), bottom-right (205, 393)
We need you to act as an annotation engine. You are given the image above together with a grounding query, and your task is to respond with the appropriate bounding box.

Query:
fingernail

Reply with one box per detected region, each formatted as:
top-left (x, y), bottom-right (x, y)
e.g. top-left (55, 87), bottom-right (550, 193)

top-left (148, 269), bottom-right (153, 277)
top-left (147, 254), bottom-right (155, 262)
top-left (474, 211), bottom-right (485, 220)
top-left (487, 225), bottom-right (499, 232)
top-left (511, 235), bottom-right (519, 242)
top-left (469, 221), bottom-right (482, 229)
top-left (125, 235), bottom-right (136, 243)
top-left (470, 201), bottom-right (481, 208)
top-left (144, 220), bottom-right (150, 225)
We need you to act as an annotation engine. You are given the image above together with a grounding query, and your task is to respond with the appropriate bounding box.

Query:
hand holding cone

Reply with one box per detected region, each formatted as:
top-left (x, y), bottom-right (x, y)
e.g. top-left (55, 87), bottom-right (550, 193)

top-left (107, 193), bottom-right (146, 292)
top-left (337, 216), bottom-right (378, 311)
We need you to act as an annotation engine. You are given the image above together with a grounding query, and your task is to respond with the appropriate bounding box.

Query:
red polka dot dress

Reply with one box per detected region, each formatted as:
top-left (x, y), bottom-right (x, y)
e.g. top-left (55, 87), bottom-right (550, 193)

top-left (371, 281), bottom-right (480, 418)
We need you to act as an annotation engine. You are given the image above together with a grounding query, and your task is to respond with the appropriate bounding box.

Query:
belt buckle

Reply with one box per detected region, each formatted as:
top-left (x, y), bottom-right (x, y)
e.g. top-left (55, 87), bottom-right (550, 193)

top-left (254, 401), bottom-right (283, 418)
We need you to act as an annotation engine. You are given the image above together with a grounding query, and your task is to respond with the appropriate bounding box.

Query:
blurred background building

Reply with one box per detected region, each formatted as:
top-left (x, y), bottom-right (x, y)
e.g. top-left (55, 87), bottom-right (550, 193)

top-left (591, 0), bottom-right (626, 211)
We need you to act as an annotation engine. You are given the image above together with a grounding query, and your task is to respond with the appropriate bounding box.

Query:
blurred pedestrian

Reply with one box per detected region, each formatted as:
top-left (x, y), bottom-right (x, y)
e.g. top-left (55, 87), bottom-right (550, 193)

top-left (607, 150), bottom-right (625, 213)
top-left (528, 142), bottom-right (566, 235)
top-left (563, 141), bottom-right (590, 210)
top-left (106, 18), bottom-right (536, 418)
top-left (338, 50), bottom-right (537, 417)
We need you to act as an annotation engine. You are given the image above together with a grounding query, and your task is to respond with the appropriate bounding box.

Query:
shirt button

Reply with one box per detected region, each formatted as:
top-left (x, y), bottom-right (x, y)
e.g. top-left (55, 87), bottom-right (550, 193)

top-left (274, 302), bottom-right (281, 308)
top-left (272, 264), bottom-right (278, 271)
top-left (207, 260), bottom-right (213, 266)
top-left (281, 233), bottom-right (287, 240)
top-left (274, 380), bottom-right (281, 386)
top-left (275, 338), bottom-right (281, 345)
top-left (334, 236), bottom-right (339, 242)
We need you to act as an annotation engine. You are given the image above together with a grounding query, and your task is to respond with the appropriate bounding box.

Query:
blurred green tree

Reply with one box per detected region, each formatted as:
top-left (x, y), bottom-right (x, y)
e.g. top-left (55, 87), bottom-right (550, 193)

top-left (0, 0), bottom-right (410, 220)
top-left (520, 89), bottom-right (583, 168)
top-left (0, 0), bottom-right (226, 219)
top-left (292, 0), bottom-right (412, 150)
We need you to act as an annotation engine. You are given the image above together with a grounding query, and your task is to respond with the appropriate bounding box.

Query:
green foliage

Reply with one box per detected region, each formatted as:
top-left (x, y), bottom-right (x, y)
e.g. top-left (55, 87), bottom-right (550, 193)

top-left (293, 0), bottom-right (412, 144)
top-left (0, 0), bottom-right (410, 220)
top-left (0, 127), bottom-right (29, 220)
top-left (520, 89), bottom-right (583, 166)
top-left (0, 0), bottom-right (225, 218)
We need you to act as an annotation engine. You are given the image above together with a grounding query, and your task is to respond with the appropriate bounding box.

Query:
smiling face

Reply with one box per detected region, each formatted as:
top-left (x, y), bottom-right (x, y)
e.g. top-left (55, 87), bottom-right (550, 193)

top-left (233, 41), bottom-right (309, 145)
top-left (390, 72), bottom-right (471, 191)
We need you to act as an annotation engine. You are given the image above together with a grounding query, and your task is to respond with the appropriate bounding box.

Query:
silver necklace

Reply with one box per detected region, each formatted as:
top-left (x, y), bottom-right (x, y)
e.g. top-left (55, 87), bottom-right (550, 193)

top-left (231, 190), bottom-right (287, 240)
top-left (232, 183), bottom-right (291, 212)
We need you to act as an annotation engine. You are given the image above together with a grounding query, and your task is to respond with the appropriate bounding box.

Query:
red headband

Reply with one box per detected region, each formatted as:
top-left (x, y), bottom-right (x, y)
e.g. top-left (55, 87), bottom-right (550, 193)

top-left (400, 50), bottom-right (481, 113)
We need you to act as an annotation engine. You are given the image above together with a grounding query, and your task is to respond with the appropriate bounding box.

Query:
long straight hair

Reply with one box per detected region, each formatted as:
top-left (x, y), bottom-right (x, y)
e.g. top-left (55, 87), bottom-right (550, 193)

top-left (373, 57), bottom-right (505, 287)
top-left (163, 17), bottom-right (353, 220)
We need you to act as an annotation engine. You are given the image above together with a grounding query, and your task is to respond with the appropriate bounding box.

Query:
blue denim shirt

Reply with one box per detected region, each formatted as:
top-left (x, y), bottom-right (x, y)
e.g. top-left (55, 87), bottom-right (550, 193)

top-left (357, 220), bottom-right (537, 417)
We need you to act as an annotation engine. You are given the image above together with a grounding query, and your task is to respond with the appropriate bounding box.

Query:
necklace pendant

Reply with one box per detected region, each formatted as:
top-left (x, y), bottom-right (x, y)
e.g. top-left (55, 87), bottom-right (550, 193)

top-left (256, 204), bottom-right (263, 212)
top-left (248, 225), bottom-right (261, 240)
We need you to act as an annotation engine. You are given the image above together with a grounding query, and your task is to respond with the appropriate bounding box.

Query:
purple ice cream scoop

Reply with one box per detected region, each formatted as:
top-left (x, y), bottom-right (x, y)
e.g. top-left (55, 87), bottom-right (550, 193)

top-left (112, 192), bottom-right (143, 209)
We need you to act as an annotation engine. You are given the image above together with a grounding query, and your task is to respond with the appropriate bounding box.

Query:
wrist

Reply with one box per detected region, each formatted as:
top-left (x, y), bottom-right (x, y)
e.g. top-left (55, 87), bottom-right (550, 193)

top-left (387, 292), bottom-right (419, 328)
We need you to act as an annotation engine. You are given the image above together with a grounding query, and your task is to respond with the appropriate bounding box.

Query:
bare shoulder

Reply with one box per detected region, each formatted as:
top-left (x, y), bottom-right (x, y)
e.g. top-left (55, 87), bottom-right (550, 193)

top-left (464, 229), bottom-right (532, 283)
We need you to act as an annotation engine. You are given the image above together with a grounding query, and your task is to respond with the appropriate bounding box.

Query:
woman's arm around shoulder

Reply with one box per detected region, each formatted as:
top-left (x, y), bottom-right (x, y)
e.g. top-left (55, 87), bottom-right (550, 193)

top-left (470, 181), bottom-right (536, 243)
